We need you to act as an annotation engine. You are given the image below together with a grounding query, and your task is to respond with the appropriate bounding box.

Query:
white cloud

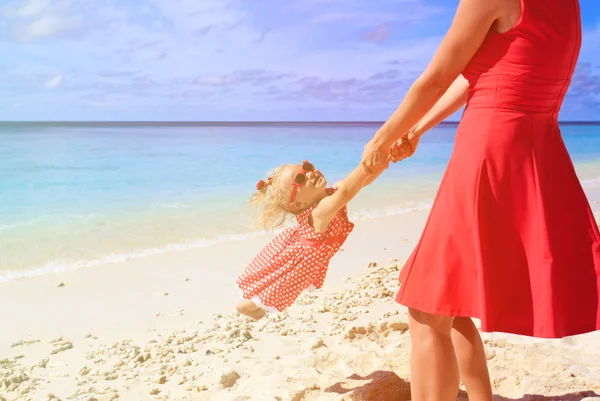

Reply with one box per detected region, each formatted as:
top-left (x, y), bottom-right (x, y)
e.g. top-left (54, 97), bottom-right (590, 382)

top-left (45, 75), bottom-right (63, 89)
top-left (288, 0), bottom-right (445, 27)
top-left (12, 15), bottom-right (83, 42)
top-left (362, 23), bottom-right (391, 44)
top-left (581, 25), bottom-right (600, 61)
top-left (8, 0), bottom-right (48, 17)
top-left (2, 0), bottom-right (85, 42)
top-left (143, 0), bottom-right (245, 35)
top-left (90, 100), bottom-right (114, 108)
top-left (193, 75), bottom-right (238, 87)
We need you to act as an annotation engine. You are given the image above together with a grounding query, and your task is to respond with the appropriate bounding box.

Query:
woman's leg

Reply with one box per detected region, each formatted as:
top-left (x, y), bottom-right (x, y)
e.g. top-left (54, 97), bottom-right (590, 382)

top-left (451, 317), bottom-right (494, 401)
top-left (408, 308), bottom-right (460, 401)
top-left (236, 299), bottom-right (266, 320)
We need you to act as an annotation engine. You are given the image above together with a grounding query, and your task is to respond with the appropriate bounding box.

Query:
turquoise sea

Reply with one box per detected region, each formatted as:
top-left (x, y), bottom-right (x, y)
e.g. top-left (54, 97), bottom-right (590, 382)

top-left (1, 122), bottom-right (599, 281)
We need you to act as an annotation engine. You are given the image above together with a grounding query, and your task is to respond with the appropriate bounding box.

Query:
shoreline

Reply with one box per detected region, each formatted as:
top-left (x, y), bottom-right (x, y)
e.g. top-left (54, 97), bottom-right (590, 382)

top-left (0, 210), bottom-right (432, 345)
top-left (0, 169), bottom-right (443, 280)
top-left (0, 198), bottom-right (435, 283)
top-left (2, 177), bottom-right (599, 284)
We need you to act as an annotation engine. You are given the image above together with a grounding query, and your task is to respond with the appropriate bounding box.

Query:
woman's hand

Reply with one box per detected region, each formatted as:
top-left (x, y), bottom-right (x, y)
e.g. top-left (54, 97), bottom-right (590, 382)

top-left (361, 139), bottom-right (390, 174)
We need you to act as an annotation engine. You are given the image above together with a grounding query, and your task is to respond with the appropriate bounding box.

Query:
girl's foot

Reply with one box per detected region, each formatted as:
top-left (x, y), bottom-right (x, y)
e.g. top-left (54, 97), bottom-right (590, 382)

top-left (236, 299), bottom-right (267, 320)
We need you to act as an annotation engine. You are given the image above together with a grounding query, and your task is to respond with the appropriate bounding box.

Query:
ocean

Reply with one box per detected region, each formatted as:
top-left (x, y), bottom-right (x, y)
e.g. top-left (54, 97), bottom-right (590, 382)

top-left (1, 122), bottom-right (599, 282)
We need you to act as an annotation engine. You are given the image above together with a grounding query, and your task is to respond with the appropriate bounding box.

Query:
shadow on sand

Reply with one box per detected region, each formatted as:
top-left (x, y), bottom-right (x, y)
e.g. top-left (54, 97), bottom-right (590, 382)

top-left (324, 370), bottom-right (598, 401)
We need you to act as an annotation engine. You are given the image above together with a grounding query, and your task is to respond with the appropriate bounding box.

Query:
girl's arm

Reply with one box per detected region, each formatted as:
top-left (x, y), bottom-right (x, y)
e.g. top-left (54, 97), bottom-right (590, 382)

top-left (362, 0), bottom-right (503, 167)
top-left (364, 174), bottom-right (378, 186)
top-left (311, 163), bottom-right (381, 232)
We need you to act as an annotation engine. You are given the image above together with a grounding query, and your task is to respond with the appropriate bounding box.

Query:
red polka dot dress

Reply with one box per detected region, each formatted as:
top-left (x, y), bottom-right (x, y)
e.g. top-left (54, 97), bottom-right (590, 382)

top-left (236, 204), bottom-right (354, 313)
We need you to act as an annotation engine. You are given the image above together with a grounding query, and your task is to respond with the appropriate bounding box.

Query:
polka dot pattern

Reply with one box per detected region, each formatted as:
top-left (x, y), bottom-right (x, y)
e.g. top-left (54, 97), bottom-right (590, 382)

top-left (236, 204), bottom-right (354, 312)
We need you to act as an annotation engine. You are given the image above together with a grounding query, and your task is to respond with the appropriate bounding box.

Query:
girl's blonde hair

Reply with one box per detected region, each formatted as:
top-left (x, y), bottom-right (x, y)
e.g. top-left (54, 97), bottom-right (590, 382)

top-left (249, 164), bottom-right (300, 231)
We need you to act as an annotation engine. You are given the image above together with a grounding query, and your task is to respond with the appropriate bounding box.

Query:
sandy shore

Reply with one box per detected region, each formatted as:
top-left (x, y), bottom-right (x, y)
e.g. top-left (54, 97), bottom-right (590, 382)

top-left (1, 202), bottom-right (600, 400)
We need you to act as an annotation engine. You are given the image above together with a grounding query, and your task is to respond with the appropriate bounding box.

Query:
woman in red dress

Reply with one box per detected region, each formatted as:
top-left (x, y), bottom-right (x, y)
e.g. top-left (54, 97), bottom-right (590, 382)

top-left (362, 0), bottom-right (600, 399)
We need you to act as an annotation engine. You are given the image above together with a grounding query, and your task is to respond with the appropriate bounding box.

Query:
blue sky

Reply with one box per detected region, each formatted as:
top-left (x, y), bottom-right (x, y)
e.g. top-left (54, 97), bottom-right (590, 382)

top-left (1, 0), bottom-right (599, 121)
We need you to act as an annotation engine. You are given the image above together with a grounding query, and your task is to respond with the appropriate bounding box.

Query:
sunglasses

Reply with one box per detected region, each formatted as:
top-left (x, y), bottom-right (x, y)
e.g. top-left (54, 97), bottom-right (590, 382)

top-left (289, 160), bottom-right (315, 203)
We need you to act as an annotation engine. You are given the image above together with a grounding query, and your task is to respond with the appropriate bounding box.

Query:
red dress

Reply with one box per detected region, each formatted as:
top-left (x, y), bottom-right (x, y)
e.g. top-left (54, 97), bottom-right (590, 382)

top-left (236, 204), bottom-right (354, 312)
top-left (396, 0), bottom-right (600, 338)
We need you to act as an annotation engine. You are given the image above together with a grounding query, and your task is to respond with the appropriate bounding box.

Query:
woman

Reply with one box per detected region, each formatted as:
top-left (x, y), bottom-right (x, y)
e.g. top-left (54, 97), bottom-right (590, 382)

top-left (362, 0), bottom-right (600, 400)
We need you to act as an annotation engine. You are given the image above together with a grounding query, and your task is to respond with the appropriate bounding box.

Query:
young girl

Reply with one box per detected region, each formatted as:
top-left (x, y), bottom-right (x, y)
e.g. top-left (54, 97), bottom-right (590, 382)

top-left (235, 139), bottom-right (413, 320)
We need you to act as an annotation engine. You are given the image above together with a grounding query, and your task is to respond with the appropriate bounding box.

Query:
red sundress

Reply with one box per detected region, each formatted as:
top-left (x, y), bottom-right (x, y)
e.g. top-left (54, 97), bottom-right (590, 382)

top-left (396, 0), bottom-right (600, 338)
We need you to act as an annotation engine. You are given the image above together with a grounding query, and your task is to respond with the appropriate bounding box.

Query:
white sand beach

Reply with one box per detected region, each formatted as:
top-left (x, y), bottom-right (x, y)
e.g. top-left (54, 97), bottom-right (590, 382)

top-left (1, 199), bottom-right (600, 401)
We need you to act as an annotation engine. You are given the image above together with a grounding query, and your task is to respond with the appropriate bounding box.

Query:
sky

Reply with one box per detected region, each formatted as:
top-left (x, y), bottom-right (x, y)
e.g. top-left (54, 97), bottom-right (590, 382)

top-left (1, 0), bottom-right (599, 122)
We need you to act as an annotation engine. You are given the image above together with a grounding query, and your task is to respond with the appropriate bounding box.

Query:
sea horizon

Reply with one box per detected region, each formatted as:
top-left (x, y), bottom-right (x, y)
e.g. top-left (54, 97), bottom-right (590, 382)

top-left (3, 120), bottom-right (600, 126)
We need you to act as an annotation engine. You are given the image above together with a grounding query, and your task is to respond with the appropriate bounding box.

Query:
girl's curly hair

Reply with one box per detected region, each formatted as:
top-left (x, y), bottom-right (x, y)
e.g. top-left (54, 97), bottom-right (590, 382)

top-left (249, 164), bottom-right (301, 231)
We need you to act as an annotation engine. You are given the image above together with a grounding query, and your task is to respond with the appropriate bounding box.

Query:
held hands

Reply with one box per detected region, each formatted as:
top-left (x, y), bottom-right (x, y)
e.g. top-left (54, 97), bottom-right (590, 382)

top-left (361, 129), bottom-right (422, 175)
top-left (389, 129), bottom-right (422, 163)
top-left (389, 138), bottom-right (415, 163)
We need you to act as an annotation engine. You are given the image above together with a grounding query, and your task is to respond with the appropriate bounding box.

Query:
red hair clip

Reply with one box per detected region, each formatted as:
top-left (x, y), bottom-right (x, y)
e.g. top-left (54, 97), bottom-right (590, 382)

top-left (256, 177), bottom-right (272, 191)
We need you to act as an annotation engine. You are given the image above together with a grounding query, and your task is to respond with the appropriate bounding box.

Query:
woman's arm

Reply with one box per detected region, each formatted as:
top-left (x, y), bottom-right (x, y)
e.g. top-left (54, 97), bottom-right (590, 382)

top-left (362, 0), bottom-right (503, 167)
top-left (389, 75), bottom-right (469, 161)
top-left (340, 77), bottom-right (468, 217)
top-left (411, 74), bottom-right (469, 138)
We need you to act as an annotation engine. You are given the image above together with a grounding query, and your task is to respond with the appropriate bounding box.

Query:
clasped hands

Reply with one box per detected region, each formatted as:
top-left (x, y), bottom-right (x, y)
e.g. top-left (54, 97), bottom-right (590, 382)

top-left (361, 132), bottom-right (421, 175)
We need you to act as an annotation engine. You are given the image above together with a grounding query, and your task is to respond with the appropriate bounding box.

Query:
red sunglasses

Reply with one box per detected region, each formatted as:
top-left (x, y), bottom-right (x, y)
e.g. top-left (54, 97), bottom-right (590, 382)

top-left (289, 160), bottom-right (315, 203)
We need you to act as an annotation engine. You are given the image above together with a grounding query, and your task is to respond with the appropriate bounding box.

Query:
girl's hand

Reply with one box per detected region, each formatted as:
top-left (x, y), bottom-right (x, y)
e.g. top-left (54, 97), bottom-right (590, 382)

top-left (389, 130), bottom-right (422, 163)
top-left (389, 138), bottom-right (413, 163)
